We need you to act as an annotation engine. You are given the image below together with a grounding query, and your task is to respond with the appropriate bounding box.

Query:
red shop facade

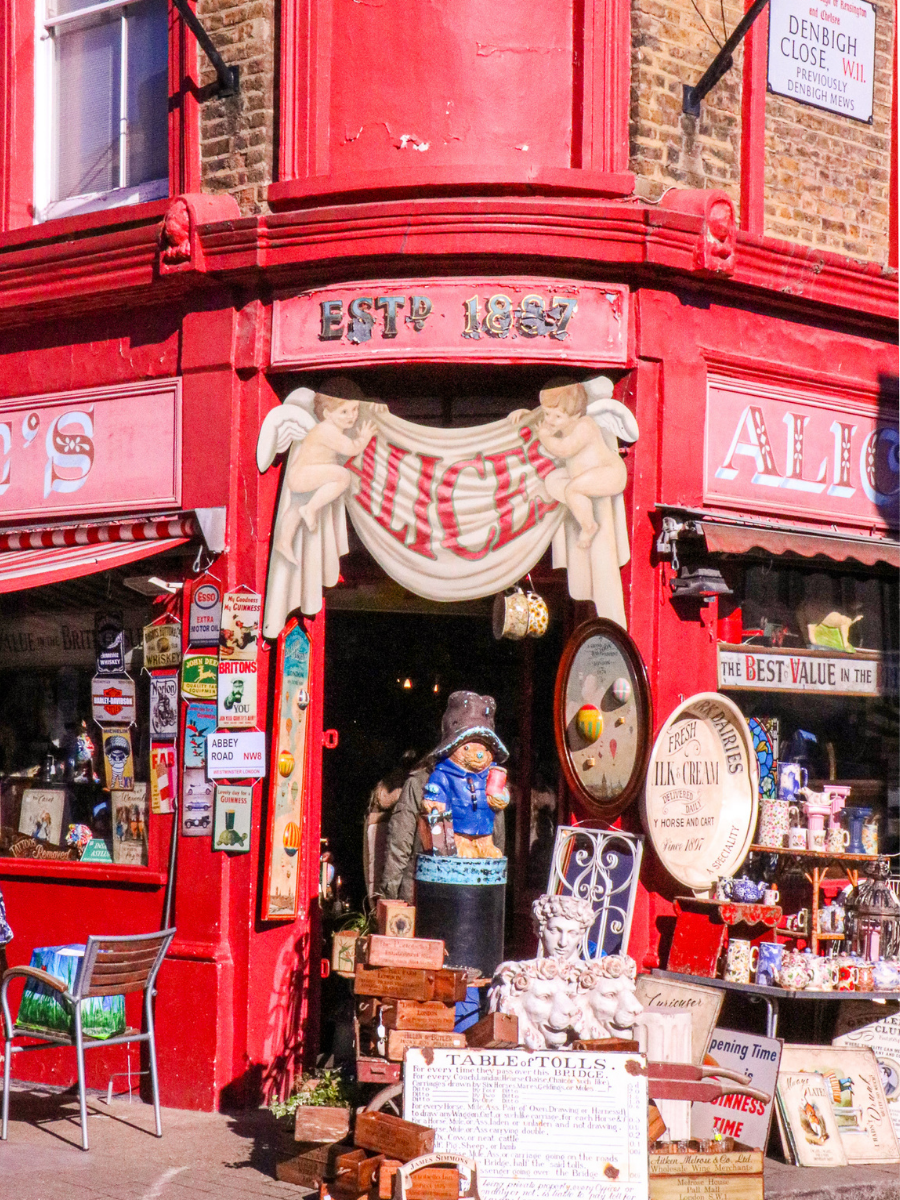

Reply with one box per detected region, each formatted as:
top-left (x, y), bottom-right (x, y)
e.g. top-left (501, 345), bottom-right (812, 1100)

top-left (0, 1), bottom-right (896, 1112)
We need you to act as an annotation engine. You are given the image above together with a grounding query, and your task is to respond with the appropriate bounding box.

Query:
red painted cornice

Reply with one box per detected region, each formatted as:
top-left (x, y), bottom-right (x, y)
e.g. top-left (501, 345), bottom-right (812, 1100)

top-left (0, 195), bottom-right (895, 331)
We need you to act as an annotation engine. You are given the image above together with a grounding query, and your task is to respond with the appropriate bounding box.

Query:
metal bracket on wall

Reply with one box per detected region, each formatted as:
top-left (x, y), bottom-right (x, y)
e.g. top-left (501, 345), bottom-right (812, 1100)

top-left (683, 0), bottom-right (769, 116)
top-left (171, 0), bottom-right (239, 96)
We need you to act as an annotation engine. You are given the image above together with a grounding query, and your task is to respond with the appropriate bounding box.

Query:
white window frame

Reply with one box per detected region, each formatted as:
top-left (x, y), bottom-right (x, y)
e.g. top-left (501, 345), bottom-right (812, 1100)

top-left (33, 0), bottom-right (169, 223)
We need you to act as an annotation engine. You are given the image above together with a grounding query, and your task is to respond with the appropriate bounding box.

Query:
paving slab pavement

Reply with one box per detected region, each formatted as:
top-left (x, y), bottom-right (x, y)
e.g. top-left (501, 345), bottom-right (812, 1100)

top-left (0, 1084), bottom-right (897, 1200)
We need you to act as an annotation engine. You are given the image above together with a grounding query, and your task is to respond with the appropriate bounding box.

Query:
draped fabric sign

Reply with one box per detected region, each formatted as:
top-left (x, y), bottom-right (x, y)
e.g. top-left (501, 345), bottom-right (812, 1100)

top-left (257, 377), bottom-right (639, 638)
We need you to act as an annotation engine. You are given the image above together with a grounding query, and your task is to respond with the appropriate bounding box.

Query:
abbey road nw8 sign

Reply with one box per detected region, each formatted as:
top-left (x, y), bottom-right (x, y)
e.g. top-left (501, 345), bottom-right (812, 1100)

top-left (767, 0), bottom-right (876, 123)
top-left (271, 280), bottom-right (631, 368)
top-left (404, 1048), bottom-right (649, 1200)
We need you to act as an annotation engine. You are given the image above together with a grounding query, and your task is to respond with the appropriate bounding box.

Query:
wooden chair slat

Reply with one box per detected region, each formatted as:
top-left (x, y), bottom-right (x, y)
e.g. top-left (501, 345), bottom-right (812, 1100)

top-left (91, 939), bottom-right (169, 956)
top-left (94, 950), bottom-right (160, 968)
top-left (88, 967), bottom-right (153, 986)
top-left (85, 981), bottom-right (147, 996)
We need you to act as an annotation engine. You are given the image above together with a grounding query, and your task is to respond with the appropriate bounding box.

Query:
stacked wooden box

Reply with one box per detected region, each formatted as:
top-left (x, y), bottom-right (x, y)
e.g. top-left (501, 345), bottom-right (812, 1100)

top-left (325, 1112), bottom-right (461, 1200)
top-left (354, 905), bottom-right (469, 1080)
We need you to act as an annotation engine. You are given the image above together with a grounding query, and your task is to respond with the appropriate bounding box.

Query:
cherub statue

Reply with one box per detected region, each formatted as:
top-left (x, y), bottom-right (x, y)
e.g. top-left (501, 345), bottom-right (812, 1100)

top-left (507, 376), bottom-right (639, 551)
top-left (257, 379), bottom-right (381, 561)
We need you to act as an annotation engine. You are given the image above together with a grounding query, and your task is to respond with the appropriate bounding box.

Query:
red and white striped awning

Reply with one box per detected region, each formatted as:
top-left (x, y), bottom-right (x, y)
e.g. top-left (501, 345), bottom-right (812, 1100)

top-left (0, 514), bottom-right (198, 593)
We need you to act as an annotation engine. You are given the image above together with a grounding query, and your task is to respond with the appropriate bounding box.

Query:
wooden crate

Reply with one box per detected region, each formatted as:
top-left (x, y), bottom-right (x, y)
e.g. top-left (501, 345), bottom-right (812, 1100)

top-left (358, 936), bottom-right (445, 970)
top-left (354, 1111), bottom-right (435, 1161)
top-left (356, 1056), bottom-right (401, 1084)
top-left (377, 1160), bottom-right (460, 1200)
top-left (465, 1012), bottom-right (518, 1048)
top-left (275, 1136), bottom-right (353, 1188)
top-left (354, 966), bottom-right (437, 1001)
top-left (376, 900), bottom-right (416, 938)
top-left (295, 1106), bottom-right (352, 1143)
top-left (385, 1029), bottom-right (466, 1061)
top-left (649, 1145), bottom-right (764, 1200)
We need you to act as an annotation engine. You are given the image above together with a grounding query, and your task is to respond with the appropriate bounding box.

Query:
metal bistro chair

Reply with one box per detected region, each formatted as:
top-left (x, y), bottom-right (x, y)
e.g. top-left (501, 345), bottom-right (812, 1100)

top-left (0, 929), bottom-right (176, 1150)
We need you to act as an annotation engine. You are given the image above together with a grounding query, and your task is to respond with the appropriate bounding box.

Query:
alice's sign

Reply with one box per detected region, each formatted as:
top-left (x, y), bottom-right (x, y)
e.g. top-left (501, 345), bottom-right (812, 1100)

top-left (767, 0), bottom-right (876, 122)
top-left (271, 279), bottom-right (630, 368)
top-left (704, 372), bottom-right (898, 532)
top-left (0, 379), bottom-right (181, 522)
top-left (258, 375), bottom-right (639, 636)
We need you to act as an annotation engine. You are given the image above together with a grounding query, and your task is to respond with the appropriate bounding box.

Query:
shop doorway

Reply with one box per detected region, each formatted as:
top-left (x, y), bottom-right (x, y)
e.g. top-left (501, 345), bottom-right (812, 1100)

top-left (320, 582), bottom-right (567, 930)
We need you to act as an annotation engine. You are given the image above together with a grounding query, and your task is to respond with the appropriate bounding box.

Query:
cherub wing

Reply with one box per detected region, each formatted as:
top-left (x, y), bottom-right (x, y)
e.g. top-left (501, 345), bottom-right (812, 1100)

top-left (583, 375), bottom-right (639, 446)
top-left (256, 387), bottom-right (318, 472)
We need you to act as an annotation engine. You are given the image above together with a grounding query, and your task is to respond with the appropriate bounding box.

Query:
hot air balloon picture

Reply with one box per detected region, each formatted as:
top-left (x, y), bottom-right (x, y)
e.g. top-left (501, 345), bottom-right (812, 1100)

top-left (554, 618), bottom-right (653, 820)
top-left (263, 617), bottom-right (313, 920)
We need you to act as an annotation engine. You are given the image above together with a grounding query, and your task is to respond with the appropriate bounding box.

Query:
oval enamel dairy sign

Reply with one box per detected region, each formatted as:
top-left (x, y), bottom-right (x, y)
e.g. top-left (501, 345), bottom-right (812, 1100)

top-left (642, 692), bottom-right (758, 892)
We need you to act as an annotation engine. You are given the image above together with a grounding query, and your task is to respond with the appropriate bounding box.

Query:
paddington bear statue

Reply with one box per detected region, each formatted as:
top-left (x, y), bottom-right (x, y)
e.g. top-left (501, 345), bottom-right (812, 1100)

top-left (422, 691), bottom-right (509, 859)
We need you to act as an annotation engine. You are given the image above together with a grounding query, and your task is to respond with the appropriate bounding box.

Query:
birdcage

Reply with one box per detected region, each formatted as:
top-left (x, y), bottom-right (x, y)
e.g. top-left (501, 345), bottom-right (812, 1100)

top-left (845, 857), bottom-right (900, 960)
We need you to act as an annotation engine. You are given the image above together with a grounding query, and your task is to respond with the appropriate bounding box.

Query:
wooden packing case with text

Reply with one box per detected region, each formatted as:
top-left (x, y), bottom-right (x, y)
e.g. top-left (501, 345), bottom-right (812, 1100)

top-left (649, 1145), bottom-right (764, 1200)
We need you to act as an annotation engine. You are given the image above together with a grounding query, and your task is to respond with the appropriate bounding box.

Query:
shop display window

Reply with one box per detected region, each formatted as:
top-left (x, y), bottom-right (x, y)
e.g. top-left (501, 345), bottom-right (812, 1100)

top-left (0, 553), bottom-right (187, 864)
top-left (718, 558), bottom-right (899, 855)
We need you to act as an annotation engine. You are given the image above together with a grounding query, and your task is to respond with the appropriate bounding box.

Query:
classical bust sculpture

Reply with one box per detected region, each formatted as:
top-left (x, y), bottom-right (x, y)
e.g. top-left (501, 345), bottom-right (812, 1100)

top-left (488, 894), bottom-right (642, 1050)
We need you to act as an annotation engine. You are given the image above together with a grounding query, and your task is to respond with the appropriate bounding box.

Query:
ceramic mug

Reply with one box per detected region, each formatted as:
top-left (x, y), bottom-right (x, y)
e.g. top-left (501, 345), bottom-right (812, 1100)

top-left (861, 818), bottom-right (879, 856)
top-left (778, 763), bottom-right (808, 802)
top-left (826, 826), bottom-right (850, 853)
top-left (492, 588), bottom-right (530, 641)
top-left (724, 939), bottom-right (759, 984)
top-left (838, 964), bottom-right (859, 991)
top-left (807, 826), bottom-right (827, 852)
top-left (755, 941), bottom-right (785, 987)
top-left (757, 799), bottom-right (791, 848)
top-left (525, 591), bottom-right (550, 638)
top-left (763, 886), bottom-right (780, 907)
top-left (788, 825), bottom-right (808, 850)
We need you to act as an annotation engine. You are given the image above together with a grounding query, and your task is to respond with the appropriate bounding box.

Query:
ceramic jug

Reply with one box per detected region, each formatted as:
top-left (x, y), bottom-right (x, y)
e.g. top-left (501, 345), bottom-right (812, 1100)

top-left (844, 807), bottom-right (872, 854)
top-left (757, 799), bottom-right (794, 849)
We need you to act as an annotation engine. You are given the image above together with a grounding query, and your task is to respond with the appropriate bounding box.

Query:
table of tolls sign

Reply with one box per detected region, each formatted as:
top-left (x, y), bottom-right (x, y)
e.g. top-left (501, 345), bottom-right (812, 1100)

top-left (404, 1049), bottom-right (648, 1200)
top-left (767, 0), bottom-right (876, 123)
top-left (206, 731), bottom-right (266, 779)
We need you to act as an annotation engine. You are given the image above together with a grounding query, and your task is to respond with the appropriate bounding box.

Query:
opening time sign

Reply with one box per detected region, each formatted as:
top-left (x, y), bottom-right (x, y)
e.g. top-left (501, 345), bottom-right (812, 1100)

top-left (767, 0), bottom-right (876, 122)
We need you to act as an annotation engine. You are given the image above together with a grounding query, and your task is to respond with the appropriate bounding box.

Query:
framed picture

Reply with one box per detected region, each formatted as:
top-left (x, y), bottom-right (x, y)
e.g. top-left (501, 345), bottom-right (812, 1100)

top-left (262, 617), bottom-right (312, 920)
top-left (18, 787), bottom-right (70, 847)
top-left (778, 1043), bottom-right (900, 1164)
top-left (553, 619), bottom-right (652, 819)
top-left (112, 783), bottom-right (149, 866)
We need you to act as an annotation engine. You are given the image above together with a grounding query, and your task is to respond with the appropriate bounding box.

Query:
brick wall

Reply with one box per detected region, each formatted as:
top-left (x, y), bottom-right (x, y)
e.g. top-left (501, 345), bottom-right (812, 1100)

top-left (196, 0), bottom-right (276, 213)
top-left (629, 0), bottom-right (896, 262)
top-left (630, 0), bottom-right (746, 206)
